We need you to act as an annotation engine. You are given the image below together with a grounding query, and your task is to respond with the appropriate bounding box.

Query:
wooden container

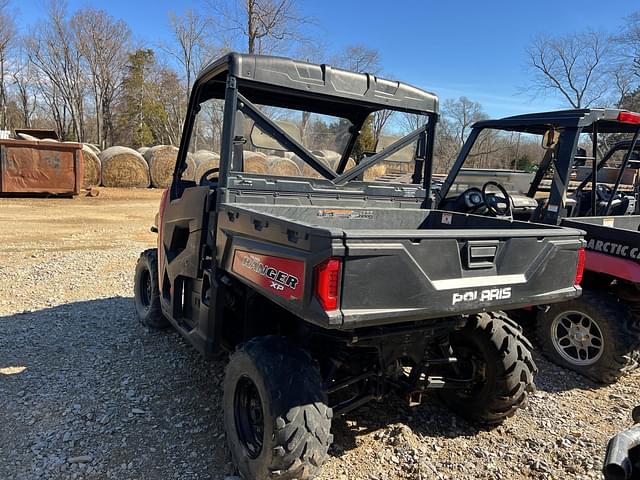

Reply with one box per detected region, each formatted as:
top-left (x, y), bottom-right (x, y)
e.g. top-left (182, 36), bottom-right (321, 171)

top-left (0, 139), bottom-right (83, 195)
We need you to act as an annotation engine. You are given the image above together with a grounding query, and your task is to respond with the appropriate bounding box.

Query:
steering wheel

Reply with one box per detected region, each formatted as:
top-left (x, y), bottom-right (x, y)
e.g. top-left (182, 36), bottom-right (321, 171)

top-left (482, 181), bottom-right (512, 217)
top-left (199, 167), bottom-right (219, 186)
top-left (595, 183), bottom-right (615, 201)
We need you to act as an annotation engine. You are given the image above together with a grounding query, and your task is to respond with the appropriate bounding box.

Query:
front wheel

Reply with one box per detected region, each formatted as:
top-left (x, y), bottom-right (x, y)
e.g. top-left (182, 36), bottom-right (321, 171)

top-left (536, 291), bottom-right (640, 383)
top-left (223, 336), bottom-right (333, 480)
top-left (441, 311), bottom-right (537, 424)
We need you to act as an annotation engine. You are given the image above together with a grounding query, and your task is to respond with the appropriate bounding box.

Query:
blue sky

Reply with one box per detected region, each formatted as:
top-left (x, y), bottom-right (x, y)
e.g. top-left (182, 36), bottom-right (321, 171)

top-left (11, 0), bottom-right (640, 117)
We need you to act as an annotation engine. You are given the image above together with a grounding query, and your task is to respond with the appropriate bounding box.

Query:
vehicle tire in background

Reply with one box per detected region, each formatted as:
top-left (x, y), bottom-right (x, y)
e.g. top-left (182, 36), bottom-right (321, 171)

top-left (536, 290), bottom-right (640, 384)
top-left (224, 336), bottom-right (332, 480)
top-left (441, 311), bottom-right (537, 425)
top-left (133, 249), bottom-right (169, 329)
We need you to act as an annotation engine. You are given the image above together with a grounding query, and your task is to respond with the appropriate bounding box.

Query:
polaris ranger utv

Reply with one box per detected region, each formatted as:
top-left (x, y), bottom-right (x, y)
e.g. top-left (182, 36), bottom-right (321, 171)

top-left (133, 54), bottom-right (585, 480)
top-left (437, 108), bottom-right (640, 384)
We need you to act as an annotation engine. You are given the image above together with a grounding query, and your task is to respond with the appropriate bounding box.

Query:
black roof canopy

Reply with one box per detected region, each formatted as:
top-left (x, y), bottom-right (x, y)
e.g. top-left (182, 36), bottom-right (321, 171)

top-left (473, 108), bottom-right (640, 135)
top-left (193, 53), bottom-right (438, 121)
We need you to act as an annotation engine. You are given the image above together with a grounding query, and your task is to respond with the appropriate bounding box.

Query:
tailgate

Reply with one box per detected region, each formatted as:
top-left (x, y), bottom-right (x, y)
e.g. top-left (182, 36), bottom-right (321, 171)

top-left (340, 227), bottom-right (584, 328)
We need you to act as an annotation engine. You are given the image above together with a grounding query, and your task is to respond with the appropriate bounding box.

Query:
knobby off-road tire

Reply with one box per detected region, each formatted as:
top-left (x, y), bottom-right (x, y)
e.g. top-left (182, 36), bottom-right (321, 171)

top-left (536, 290), bottom-right (640, 384)
top-left (441, 311), bottom-right (537, 425)
top-left (224, 336), bottom-right (333, 480)
top-left (133, 249), bottom-right (169, 329)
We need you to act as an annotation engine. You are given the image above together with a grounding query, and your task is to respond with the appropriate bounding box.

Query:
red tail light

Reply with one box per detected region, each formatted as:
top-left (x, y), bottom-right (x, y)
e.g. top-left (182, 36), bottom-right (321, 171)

top-left (617, 111), bottom-right (640, 124)
top-left (575, 248), bottom-right (586, 285)
top-left (315, 258), bottom-right (341, 311)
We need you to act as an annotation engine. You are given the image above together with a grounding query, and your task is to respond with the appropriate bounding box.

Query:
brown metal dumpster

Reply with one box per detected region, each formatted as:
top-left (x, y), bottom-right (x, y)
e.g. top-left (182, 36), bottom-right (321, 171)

top-left (0, 139), bottom-right (83, 196)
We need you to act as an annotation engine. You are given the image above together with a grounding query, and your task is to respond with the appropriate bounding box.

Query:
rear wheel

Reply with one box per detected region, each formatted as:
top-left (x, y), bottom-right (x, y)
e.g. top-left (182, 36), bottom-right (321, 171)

top-left (134, 249), bottom-right (169, 329)
top-left (441, 311), bottom-right (537, 424)
top-left (536, 290), bottom-right (640, 383)
top-left (224, 336), bottom-right (333, 480)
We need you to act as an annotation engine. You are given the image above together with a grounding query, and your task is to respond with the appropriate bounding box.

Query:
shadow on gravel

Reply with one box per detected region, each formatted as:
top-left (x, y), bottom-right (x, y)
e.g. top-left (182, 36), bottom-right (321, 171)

top-left (0, 297), bottom-right (234, 479)
top-left (328, 357), bottom-right (601, 457)
top-left (329, 392), bottom-right (488, 456)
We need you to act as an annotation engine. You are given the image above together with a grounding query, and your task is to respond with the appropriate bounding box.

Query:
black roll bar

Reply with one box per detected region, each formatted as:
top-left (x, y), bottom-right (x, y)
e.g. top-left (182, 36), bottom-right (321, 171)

top-left (236, 92), bottom-right (337, 180)
top-left (334, 124), bottom-right (430, 185)
top-left (605, 125), bottom-right (640, 214)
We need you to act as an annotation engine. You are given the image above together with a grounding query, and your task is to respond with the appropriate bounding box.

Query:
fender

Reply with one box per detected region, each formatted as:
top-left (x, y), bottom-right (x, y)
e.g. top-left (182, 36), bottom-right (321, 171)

top-left (585, 250), bottom-right (640, 283)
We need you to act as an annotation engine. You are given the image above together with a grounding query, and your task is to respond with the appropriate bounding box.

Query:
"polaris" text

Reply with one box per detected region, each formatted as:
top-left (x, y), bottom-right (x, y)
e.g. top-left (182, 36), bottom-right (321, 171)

top-left (452, 287), bottom-right (512, 306)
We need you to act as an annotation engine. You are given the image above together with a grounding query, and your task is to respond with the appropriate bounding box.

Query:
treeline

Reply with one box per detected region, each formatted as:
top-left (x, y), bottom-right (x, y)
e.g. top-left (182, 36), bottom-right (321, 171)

top-left (0, 0), bottom-right (389, 149)
top-left (2, 0), bottom-right (640, 173)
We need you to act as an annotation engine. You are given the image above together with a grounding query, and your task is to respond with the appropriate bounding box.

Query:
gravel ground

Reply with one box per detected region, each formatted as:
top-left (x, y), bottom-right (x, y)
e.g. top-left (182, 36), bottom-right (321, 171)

top-left (0, 188), bottom-right (638, 480)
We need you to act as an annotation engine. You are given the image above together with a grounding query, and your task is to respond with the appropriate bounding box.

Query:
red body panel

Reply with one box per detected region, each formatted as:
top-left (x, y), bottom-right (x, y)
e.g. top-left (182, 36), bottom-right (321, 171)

top-left (232, 250), bottom-right (306, 301)
top-left (585, 250), bottom-right (640, 284)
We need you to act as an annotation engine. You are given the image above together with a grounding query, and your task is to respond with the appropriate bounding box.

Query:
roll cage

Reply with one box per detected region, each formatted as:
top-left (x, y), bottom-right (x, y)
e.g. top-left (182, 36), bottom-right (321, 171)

top-left (171, 53), bottom-right (439, 204)
top-left (437, 108), bottom-right (640, 223)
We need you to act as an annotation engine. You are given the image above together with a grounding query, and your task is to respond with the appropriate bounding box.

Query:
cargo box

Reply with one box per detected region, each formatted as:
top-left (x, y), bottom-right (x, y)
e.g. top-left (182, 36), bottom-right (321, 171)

top-left (0, 139), bottom-right (83, 196)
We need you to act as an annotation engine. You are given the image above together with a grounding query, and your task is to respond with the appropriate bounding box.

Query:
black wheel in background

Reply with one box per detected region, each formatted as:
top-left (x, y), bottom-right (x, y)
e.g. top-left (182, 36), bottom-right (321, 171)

top-left (134, 249), bottom-right (169, 329)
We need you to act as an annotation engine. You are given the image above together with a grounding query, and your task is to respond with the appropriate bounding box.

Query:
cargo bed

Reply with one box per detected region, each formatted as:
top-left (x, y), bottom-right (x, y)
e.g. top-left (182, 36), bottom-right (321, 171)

top-left (217, 203), bottom-right (584, 329)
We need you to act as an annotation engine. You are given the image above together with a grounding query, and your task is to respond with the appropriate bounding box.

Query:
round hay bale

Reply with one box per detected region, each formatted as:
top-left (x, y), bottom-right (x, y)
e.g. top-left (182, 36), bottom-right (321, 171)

top-left (144, 145), bottom-right (179, 188)
top-left (194, 151), bottom-right (220, 182)
top-left (100, 146), bottom-right (150, 188)
top-left (312, 150), bottom-right (341, 169)
top-left (345, 158), bottom-right (357, 170)
top-left (243, 150), bottom-right (266, 160)
top-left (301, 154), bottom-right (333, 179)
top-left (364, 164), bottom-right (387, 181)
top-left (244, 153), bottom-right (269, 174)
top-left (302, 165), bottom-right (324, 179)
top-left (81, 145), bottom-right (101, 188)
top-left (182, 153), bottom-right (198, 182)
top-left (268, 156), bottom-right (301, 177)
top-left (84, 143), bottom-right (101, 155)
top-left (193, 150), bottom-right (220, 166)
top-left (137, 146), bottom-right (150, 157)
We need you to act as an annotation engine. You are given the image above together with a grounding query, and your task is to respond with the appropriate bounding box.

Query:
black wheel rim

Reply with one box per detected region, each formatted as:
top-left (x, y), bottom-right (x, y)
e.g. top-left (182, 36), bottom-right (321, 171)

top-left (234, 376), bottom-right (264, 459)
top-left (139, 268), bottom-right (152, 310)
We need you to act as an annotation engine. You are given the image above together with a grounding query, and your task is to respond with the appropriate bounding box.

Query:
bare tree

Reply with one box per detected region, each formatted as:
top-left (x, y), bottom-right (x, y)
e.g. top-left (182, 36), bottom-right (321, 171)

top-left (399, 113), bottom-right (427, 134)
top-left (442, 96), bottom-right (486, 146)
top-left (333, 45), bottom-right (392, 148)
top-left (161, 9), bottom-right (212, 100)
top-left (371, 109), bottom-right (393, 149)
top-left (0, 0), bottom-right (16, 130)
top-left (333, 45), bottom-right (381, 74)
top-left (211, 0), bottom-right (311, 55)
top-left (72, 8), bottom-right (131, 147)
top-left (27, 0), bottom-right (86, 140)
top-left (526, 31), bottom-right (611, 108)
top-left (610, 65), bottom-right (636, 107)
top-left (11, 48), bottom-right (37, 128)
top-left (616, 12), bottom-right (640, 78)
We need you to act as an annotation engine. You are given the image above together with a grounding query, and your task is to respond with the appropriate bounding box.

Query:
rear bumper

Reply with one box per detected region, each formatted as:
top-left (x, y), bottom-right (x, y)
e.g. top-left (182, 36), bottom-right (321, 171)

top-left (331, 285), bottom-right (581, 330)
